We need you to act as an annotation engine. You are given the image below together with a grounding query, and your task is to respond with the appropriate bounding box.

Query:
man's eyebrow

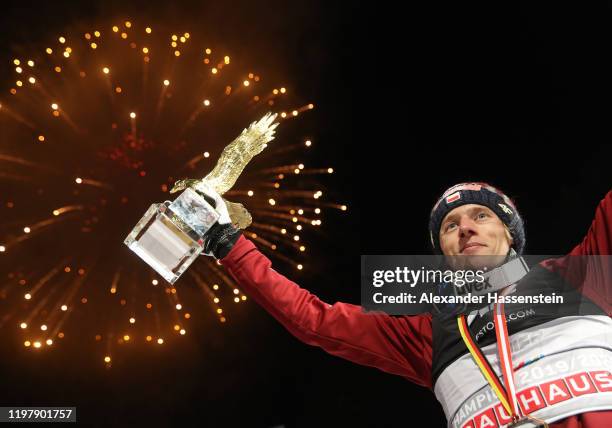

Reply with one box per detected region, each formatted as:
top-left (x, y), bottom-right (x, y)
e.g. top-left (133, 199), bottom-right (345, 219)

top-left (441, 212), bottom-right (459, 226)
top-left (467, 206), bottom-right (490, 215)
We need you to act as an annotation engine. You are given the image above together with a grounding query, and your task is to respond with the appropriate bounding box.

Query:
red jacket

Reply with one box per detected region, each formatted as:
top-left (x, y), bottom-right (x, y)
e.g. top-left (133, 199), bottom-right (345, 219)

top-left (220, 191), bottom-right (612, 427)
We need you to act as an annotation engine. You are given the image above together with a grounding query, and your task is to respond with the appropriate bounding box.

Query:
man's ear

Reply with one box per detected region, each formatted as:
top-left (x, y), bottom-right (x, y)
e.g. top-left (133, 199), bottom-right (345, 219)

top-left (504, 226), bottom-right (513, 245)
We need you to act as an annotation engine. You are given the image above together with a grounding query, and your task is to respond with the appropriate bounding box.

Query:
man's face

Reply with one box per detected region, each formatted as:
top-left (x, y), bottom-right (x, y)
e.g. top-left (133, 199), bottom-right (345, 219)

top-left (439, 204), bottom-right (512, 269)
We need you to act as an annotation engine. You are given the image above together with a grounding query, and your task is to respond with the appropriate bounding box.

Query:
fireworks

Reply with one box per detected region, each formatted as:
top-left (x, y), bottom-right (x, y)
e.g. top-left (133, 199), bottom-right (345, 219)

top-left (0, 20), bottom-right (346, 366)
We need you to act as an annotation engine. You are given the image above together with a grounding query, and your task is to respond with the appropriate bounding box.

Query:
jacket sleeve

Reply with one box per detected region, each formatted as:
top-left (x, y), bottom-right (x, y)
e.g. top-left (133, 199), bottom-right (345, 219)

top-left (568, 190), bottom-right (612, 256)
top-left (541, 190), bottom-right (612, 315)
top-left (220, 235), bottom-right (434, 388)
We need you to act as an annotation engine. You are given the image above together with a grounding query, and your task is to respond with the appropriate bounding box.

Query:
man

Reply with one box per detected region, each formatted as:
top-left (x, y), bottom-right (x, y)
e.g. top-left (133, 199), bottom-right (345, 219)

top-left (200, 182), bottom-right (612, 427)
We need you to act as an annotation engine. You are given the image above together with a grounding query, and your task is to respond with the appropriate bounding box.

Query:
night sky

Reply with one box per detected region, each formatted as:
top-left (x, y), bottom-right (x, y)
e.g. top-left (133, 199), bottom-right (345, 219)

top-left (0, 1), bottom-right (610, 427)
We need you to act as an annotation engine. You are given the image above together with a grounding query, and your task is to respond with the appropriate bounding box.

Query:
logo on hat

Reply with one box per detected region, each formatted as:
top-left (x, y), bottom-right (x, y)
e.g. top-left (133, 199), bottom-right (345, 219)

top-left (498, 203), bottom-right (513, 215)
top-left (445, 192), bottom-right (461, 204)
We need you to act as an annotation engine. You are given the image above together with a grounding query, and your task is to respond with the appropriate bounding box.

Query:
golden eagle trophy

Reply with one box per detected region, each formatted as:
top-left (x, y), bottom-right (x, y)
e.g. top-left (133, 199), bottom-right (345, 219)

top-left (124, 113), bottom-right (279, 283)
top-left (169, 112), bottom-right (279, 228)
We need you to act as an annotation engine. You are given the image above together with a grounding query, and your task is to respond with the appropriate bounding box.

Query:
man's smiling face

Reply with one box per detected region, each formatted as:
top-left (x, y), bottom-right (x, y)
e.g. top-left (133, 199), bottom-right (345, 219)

top-left (439, 204), bottom-right (512, 269)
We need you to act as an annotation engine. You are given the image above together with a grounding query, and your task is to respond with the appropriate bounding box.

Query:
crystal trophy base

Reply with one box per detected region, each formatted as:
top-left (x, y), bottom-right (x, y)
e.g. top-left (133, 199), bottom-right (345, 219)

top-left (124, 188), bottom-right (220, 284)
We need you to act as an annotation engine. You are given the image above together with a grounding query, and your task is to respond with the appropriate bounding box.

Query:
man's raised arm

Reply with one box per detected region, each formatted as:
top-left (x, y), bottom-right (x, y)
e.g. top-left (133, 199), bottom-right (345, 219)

top-left (221, 235), bottom-right (434, 388)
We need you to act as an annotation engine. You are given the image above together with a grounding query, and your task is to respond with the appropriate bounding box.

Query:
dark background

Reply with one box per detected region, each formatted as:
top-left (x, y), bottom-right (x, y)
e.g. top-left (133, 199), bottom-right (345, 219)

top-left (0, 1), bottom-right (610, 427)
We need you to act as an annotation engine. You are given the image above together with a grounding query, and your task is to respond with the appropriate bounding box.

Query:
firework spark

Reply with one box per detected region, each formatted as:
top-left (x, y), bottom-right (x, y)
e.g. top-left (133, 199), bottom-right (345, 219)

top-left (0, 19), bottom-right (346, 366)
